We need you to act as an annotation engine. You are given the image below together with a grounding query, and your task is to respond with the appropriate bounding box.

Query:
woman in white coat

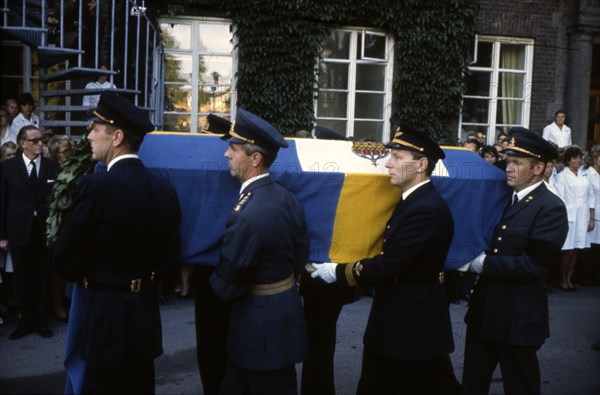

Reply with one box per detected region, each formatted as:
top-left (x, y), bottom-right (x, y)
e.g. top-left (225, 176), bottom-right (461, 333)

top-left (581, 145), bottom-right (600, 284)
top-left (556, 146), bottom-right (595, 290)
top-left (543, 110), bottom-right (572, 148)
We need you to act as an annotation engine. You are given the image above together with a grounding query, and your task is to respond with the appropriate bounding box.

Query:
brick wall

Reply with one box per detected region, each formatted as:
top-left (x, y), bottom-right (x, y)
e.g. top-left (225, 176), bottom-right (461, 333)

top-left (476, 0), bottom-right (567, 132)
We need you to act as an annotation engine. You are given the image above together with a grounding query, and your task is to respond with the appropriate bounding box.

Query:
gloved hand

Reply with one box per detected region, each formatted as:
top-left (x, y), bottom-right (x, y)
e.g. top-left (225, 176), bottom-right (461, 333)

top-left (469, 251), bottom-right (486, 274)
top-left (310, 262), bottom-right (338, 284)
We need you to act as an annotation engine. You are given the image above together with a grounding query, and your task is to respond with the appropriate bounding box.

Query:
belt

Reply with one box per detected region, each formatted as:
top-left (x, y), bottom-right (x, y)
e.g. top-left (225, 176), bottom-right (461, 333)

top-left (249, 274), bottom-right (295, 296)
top-left (84, 272), bottom-right (156, 293)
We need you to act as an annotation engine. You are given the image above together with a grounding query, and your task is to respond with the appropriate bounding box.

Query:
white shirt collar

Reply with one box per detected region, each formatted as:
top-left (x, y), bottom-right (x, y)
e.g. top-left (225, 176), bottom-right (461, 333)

top-left (107, 154), bottom-right (139, 171)
top-left (514, 180), bottom-right (543, 202)
top-left (240, 173), bottom-right (270, 194)
top-left (402, 179), bottom-right (430, 201)
top-left (22, 152), bottom-right (39, 166)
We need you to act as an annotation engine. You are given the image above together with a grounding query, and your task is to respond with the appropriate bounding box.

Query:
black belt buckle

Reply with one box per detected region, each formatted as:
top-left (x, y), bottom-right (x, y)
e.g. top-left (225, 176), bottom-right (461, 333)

top-left (130, 279), bottom-right (142, 293)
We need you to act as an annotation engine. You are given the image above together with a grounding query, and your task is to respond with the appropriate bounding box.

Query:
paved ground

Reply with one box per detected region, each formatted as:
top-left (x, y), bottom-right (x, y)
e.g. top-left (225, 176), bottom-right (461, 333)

top-left (0, 285), bottom-right (599, 394)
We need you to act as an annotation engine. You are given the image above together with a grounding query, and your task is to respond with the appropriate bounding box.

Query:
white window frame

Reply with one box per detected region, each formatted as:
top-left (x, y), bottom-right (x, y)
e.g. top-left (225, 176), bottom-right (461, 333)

top-left (159, 17), bottom-right (235, 133)
top-left (459, 35), bottom-right (534, 145)
top-left (315, 28), bottom-right (395, 142)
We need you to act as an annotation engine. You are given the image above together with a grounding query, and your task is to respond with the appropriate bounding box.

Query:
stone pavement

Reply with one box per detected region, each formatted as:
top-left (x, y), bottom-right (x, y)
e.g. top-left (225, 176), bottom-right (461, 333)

top-left (0, 285), bottom-right (599, 394)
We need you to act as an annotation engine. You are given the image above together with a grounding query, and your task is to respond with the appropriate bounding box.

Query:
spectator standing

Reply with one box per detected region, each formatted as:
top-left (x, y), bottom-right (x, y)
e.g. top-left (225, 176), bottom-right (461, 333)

top-left (463, 138), bottom-right (481, 153)
top-left (581, 145), bottom-right (600, 284)
top-left (0, 125), bottom-right (60, 340)
top-left (9, 93), bottom-right (40, 137)
top-left (0, 107), bottom-right (17, 145)
top-left (82, 66), bottom-right (116, 108)
top-left (4, 98), bottom-right (18, 126)
top-left (462, 127), bottom-right (568, 395)
top-left (311, 124), bottom-right (460, 394)
top-left (543, 110), bottom-right (572, 148)
top-left (210, 109), bottom-right (308, 395)
top-left (0, 141), bottom-right (17, 161)
top-left (555, 146), bottom-right (595, 291)
top-left (47, 135), bottom-right (75, 322)
top-left (53, 91), bottom-right (182, 393)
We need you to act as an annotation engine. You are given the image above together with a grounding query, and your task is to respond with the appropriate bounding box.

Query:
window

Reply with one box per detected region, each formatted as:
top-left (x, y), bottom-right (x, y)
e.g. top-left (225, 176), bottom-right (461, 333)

top-left (460, 36), bottom-right (533, 144)
top-left (160, 18), bottom-right (234, 132)
top-left (315, 29), bottom-right (394, 142)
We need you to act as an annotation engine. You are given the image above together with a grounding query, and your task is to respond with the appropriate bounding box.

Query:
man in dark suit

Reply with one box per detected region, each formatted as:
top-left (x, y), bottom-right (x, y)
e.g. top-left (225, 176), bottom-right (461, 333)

top-left (194, 114), bottom-right (234, 395)
top-left (53, 91), bottom-right (182, 394)
top-left (1, 124), bottom-right (59, 339)
top-left (312, 124), bottom-right (459, 394)
top-left (462, 128), bottom-right (568, 395)
top-left (210, 108), bottom-right (308, 395)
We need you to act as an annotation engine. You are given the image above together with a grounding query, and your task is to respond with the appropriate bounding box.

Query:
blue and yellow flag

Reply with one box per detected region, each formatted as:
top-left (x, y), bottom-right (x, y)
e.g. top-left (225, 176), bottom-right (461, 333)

top-left (139, 133), bottom-right (510, 270)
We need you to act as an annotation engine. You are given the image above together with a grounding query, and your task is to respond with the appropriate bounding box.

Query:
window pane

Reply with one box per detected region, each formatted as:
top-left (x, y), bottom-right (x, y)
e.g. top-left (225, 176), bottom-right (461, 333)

top-left (460, 125), bottom-right (488, 142)
top-left (473, 41), bottom-right (493, 68)
top-left (165, 54), bottom-right (192, 82)
top-left (499, 43), bottom-right (525, 70)
top-left (317, 120), bottom-right (347, 136)
top-left (163, 114), bottom-right (191, 132)
top-left (496, 99), bottom-right (522, 125)
top-left (198, 23), bottom-right (232, 53)
top-left (358, 32), bottom-right (386, 60)
top-left (498, 72), bottom-right (524, 99)
top-left (317, 91), bottom-right (348, 118)
top-left (353, 121), bottom-right (383, 141)
top-left (165, 84), bottom-right (192, 112)
top-left (318, 62), bottom-right (349, 89)
top-left (462, 98), bottom-right (490, 124)
top-left (199, 56), bottom-right (232, 85)
top-left (465, 70), bottom-right (491, 97)
top-left (199, 84), bottom-right (232, 114)
top-left (160, 23), bottom-right (191, 50)
top-left (354, 93), bottom-right (384, 119)
top-left (323, 31), bottom-right (350, 59)
top-left (356, 64), bottom-right (385, 91)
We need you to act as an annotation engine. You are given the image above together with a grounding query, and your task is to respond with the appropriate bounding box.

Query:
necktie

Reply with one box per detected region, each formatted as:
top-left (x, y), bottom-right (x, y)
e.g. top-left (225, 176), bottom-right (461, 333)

top-left (29, 160), bottom-right (37, 185)
top-left (512, 194), bottom-right (518, 206)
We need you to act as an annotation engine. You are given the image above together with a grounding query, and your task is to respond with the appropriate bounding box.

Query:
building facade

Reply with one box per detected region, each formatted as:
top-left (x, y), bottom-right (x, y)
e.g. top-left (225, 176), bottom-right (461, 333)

top-left (1, 0), bottom-right (599, 147)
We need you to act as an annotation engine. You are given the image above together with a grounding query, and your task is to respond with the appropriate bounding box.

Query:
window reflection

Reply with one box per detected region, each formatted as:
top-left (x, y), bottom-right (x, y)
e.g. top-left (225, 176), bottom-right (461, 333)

top-left (160, 23), bottom-right (191, 50)
top-left (198, 24), bottom-right (232, 53)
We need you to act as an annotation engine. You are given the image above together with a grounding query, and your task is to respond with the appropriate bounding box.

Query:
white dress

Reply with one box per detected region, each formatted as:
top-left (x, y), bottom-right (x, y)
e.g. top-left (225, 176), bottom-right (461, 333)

top-left (556, 168), bottom-right (594, 249)
top-left (583, 166), bottom-right (600, 245)
top-left (542, 122), bottom-right (572, 148)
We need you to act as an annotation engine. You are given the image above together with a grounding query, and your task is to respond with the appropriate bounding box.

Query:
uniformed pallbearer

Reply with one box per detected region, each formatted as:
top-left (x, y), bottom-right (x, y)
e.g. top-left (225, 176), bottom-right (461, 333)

top-left (312, 124), bottom-right (460, 394)
top-left (210, 109), bottom-right (308, 395)
top-left (462, 127), bottom-right (568, 395)
top-left (54, 91), bottom-right (182, 394)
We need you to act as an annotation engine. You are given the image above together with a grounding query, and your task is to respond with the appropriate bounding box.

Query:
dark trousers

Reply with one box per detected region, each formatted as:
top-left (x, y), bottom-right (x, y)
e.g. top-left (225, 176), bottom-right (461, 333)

top-left (220, 361), bottom-right (298, 395)
top-left (11, 218), bottom-right (51, 328)
top-left (194, 265), bottom-right (232, 395)
top-left (301, 289), bottom-right (345, 395)
top-left (462, 328), bottom-right (541, 395)
top-left (357, 348), bottom-right (460, 395)
top-left (82, 358), bottom-right (155, 394)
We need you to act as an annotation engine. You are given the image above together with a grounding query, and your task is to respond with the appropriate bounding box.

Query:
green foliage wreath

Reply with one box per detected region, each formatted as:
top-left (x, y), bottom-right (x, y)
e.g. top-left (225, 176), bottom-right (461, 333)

top-left (46, 133), bottom-right (94, 245)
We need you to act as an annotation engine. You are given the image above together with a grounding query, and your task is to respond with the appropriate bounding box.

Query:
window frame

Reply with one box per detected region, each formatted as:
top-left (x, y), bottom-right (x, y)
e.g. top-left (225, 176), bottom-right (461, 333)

top-left (159, 17), bottom-right (235, 133)
top-left (315, 27), bottom-right (395, 142)
top-left (459, 35), bottom-right (534, 145)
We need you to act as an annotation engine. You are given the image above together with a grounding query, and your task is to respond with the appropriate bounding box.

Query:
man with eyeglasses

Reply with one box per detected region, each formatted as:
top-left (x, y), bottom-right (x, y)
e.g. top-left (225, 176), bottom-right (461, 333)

top-left (0, 125), bottom-right (60, 340)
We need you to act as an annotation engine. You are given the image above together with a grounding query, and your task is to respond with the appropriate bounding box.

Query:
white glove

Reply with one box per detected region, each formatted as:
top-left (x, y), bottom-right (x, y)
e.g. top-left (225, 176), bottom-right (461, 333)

top-left (469, 251), bottom-right (486, 274)
top-left (310, 262), bottom-right (338, 284)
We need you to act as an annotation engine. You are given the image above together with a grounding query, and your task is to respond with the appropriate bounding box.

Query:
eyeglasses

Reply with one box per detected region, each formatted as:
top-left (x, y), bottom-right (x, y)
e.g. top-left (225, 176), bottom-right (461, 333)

top-left (22, 137), bottom-right (47, 144)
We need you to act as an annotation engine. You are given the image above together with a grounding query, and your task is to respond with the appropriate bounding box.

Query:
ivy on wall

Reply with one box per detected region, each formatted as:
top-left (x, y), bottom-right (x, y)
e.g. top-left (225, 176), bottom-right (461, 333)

top-left (167, 0), bottom-right (477, 144)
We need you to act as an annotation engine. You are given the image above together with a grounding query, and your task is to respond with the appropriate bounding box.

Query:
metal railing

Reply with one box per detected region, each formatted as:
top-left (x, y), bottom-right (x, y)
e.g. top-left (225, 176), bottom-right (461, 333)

top-left (1, 0), bottom-right (164, 135)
